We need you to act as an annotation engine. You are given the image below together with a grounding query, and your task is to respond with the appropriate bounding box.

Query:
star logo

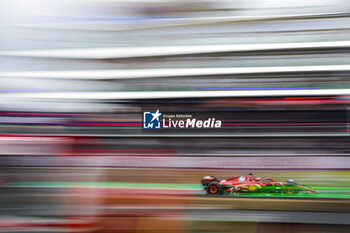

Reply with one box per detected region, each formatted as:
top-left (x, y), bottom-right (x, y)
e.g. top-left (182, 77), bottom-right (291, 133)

top-left (150, 109), bottom-right (162, 122)
top-left (143, 109), bottom-right (162, 129)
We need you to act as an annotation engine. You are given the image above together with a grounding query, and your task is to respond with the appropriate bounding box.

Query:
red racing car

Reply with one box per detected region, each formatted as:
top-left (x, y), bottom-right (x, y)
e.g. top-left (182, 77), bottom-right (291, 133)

top-left (201, 173), bottom-right (317, 195)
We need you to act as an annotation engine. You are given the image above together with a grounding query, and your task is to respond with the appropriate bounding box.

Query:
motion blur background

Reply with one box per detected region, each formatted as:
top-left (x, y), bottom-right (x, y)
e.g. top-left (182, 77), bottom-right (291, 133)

top-left (0, 0), bottom-right (350, 232)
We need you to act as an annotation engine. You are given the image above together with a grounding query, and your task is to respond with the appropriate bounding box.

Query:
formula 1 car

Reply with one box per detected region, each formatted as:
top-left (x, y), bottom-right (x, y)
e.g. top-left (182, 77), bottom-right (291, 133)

top-left (201, 174), bottom-right (317, 195)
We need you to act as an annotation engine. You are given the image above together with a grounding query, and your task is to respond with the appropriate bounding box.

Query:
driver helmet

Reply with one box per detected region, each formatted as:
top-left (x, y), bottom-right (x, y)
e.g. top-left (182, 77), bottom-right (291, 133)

top-left (247, 173), bottom-right (254, 181)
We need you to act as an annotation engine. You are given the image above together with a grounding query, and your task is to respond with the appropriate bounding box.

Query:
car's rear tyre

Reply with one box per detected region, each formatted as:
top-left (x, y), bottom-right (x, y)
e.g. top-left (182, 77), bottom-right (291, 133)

top-left (207, 182), bottom-right (221, 195)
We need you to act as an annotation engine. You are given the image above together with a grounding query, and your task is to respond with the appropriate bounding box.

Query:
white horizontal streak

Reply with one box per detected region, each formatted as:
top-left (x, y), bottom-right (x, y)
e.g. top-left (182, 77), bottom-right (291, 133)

top-left (1, 88), bottom-right (350, 99)
top-left (0, 64), bottom-right (349, 80)
top-left (1, 41), bottom-right (350, 59)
